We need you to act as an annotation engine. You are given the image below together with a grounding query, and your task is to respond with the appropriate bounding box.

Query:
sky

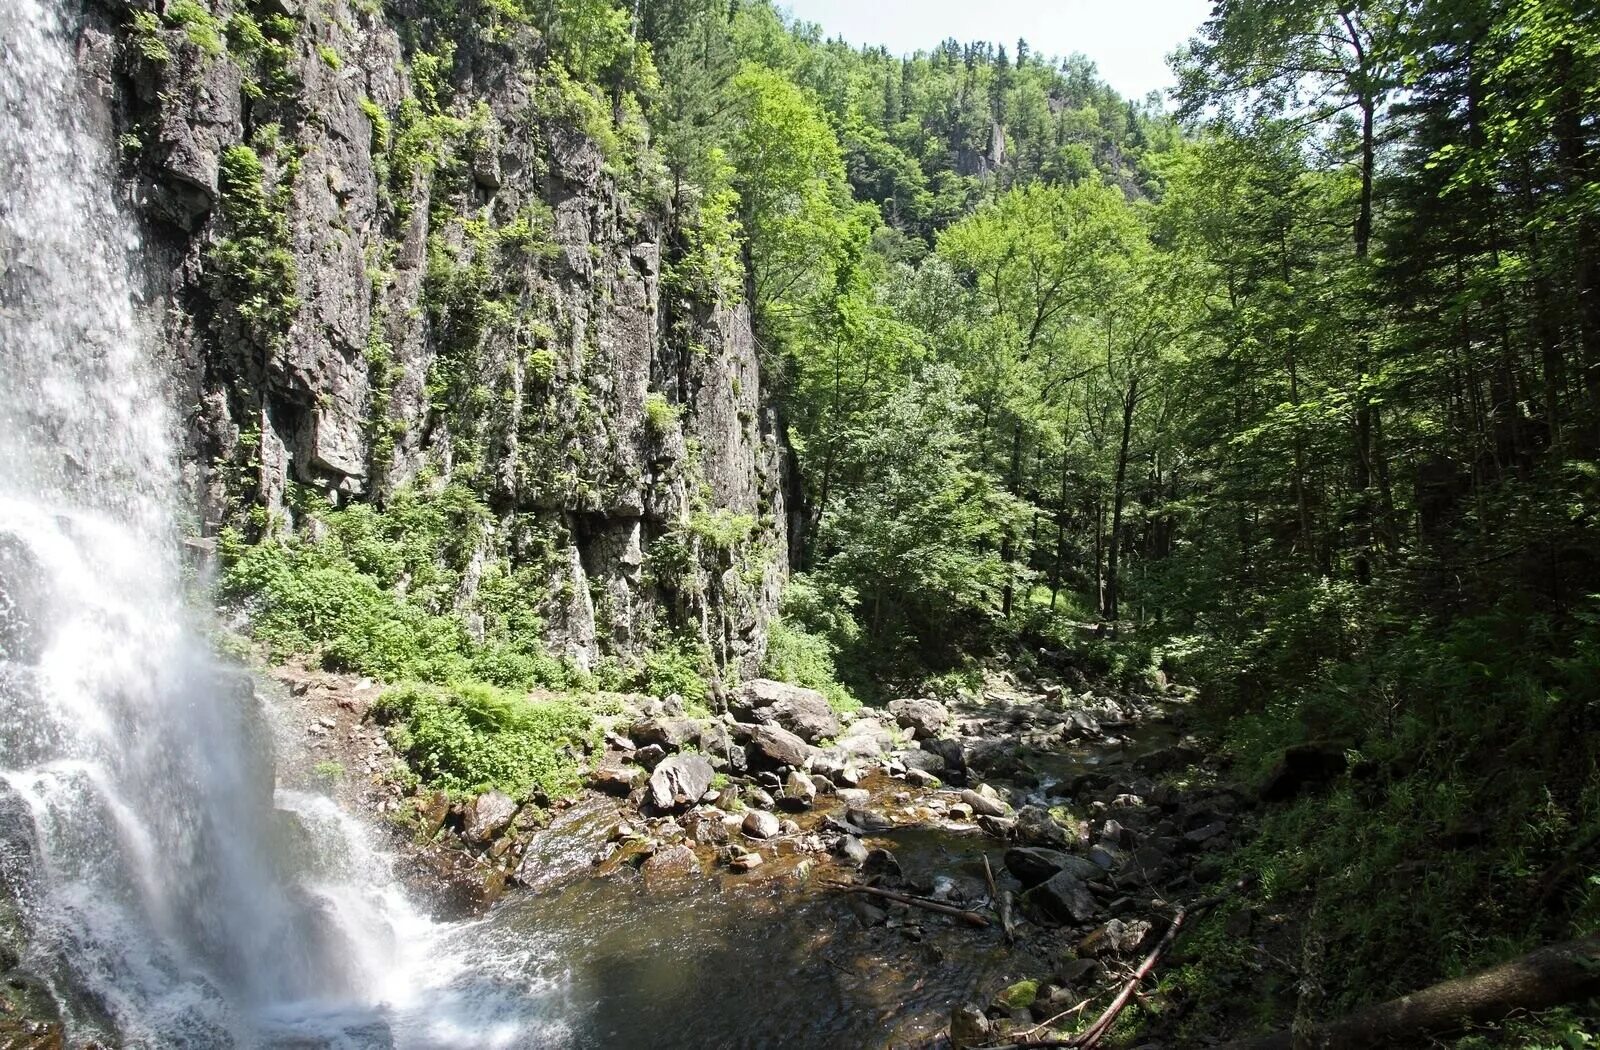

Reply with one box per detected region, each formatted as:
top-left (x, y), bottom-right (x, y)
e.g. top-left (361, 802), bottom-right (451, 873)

top-left (779, 0), bottom-right (1213, 102)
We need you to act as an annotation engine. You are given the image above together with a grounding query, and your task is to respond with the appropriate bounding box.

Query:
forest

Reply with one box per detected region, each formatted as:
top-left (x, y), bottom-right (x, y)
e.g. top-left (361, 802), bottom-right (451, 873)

top-left (163, 0), bottom-right (1600, 1043)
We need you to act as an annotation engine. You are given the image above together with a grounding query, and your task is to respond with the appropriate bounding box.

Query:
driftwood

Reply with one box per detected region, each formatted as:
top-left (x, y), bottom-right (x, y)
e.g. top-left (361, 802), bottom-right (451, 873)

top-left (840, 883), bottom-right (991, 928)
top-left (979, 876), bottom-right (1256, 1049)
top-left (1219, 934), bottom-right (1600, 1050)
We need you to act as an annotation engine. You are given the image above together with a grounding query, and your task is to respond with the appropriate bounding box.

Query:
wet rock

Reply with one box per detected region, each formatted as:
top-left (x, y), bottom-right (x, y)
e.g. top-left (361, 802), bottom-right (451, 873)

top-left (1016, 806), bottom-right (1072, 849)
top-left (893, 748), bottom-right (946, 775)
top-left (731, 679), bottom-right (841, 743)
top-left (1004, 847), bottom-right (1102, 888)
top-left (1259, 742), bottom-right (1348, 802)
top-left (416, 791), bottom-right (451, 836)
top-left (904, 767), bottom-right (939, 788)
top-left (845, 806), bottom-right (895, 833)
top-left (887, 698), bottom-right (951, 739)
top-left (950, 1003), bottom-right (991, 1049)
top-left (861, 847), bottom-right (901, 880)
top-left (977, 814), bottom-right (1017, 838)
top-left (742, 809), bottom-right (781, 839)
top-left (836, 835), bottom-right (869, 868)
top-left (629, 717), bottom-right (700, 750)
top-left (641, 843), bottom-right (700, 884)
top-left (729, 850), bottom-right (764, 873)
top-left (0, 535), bottom-right (46, 664)
top-left (1026, 870), bottom-right (1100, 924)
top-left (647, 754), bottom-right (715, 812)
top-left (779, 770), bottom-right (817, 811)
top-left (834, 787), bottom-right (870, 807)
top-left (959, 788), bottom-right (1011, 818)
top-left (746, 785), bottom-right (777, 809)
top-left (849, 895), bottom-right (889, 928)
top-left (744, 723), bottom-right (816, 771)
top-left (588, 762), bottom-right (643, 796)
top-left (465, 790), bottom-right (517, 845)
top-left (921, 738), bottom-right (968, 783)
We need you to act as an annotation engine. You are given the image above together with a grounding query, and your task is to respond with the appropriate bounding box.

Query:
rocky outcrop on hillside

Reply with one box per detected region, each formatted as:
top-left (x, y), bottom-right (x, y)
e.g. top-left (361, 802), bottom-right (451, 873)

top-left (73, 0), bottom-right (788, 672)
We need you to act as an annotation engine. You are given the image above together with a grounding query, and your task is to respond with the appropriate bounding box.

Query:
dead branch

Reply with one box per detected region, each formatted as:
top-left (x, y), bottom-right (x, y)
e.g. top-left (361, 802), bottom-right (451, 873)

top-left (838, 883), bottom-right (991, 928)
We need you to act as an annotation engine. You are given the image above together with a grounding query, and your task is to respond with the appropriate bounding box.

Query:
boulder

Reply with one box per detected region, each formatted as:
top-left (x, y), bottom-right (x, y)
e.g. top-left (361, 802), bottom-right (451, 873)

top-left (950, 1003), bottom-right (991, 1050)
top-left (647, 754), bottom-right (715, 812)
top-left (959, 788), bottom-right (1011, 818)
top-left (744, 723), bottom-right (816, 771)
top-left (922, 738), bottom-right (968, 784)
top-left (861, 847), bottom-right (901, 880)
top-left (887, 698), bottom-right (951, 739)
top-left (892, 748), bottom-right (946, 775)
top-left (1016, 806), bottom-right (1072, 848)
top-left (836, 835), bottom-right (869, 867)
top-left (465, 790), bottom-right (517, 845)
top-left (1004, 847), bottom-right (1101, 889)
top-left (742, 809), bottom-right (781, 839)
top-left (588, 762), bottom-right (644, 796)
top-left (629, 717), bottom-right (700, 750)
top-left (641, 843), bottom-right (700, 885)
top-left (731, 679), bottom-right (841, 743)
top-left (779, 770), bottom-right (817, 811)
top-left (1025, 869), bottom-right (1100, 924)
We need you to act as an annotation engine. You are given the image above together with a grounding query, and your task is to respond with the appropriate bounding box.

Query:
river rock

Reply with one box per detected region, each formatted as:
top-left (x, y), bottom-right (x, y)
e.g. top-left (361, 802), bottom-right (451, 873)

top-left (836, 835), bottom-right (869, 867)
top-left (950, 1003), bottom-right (991, 1049)
top-left (1025, 869), bottom-right (1100, 924)
top-left (1004, 847), bottom-right (1101, 888)
top-left (892, 748), bottom-right (945, 775)
top-left (921, 738), bottom-right (968, 783)
top-left (1016, 805), bottom-right (1071, 848)
top-left (744, 723), bottom-right (816, 771)
top-left (731, 679), bottom-right (841, 743)
top-left (729, 850), bottom-right (764, 873)
top-left (861, 847), bottom-right (901, 879)
top-left (742, 809), bottom-right (781, 839)
top-left (588, 762), bottom-right (644, 796)
top-left (887, 698), bottom-right (951, 739)
top-left (647, 754), bottom-right (715, 812)
top-left (465, 790), bottom-right (518, 845)
top-left (629, 716), bottom-right (700, 750)
top-left (845, 806), bottom-right (895, 833)
top-left (642, 843), bottom-right (700, 885)
top-left (779, 770), bottom-right (817, 811)
top-left (959, 788), bottom-right (1010, 818)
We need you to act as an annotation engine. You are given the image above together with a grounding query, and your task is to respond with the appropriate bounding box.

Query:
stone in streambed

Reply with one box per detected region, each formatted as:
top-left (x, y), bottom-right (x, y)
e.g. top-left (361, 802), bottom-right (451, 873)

top-left (743, 723), bottom-right (816, 771)
top-left (1025, 869), bottom-right (1100, 924)
top-left (731, 679), bottom-right (841, 743)
top-left (465, 790), bottom-right (517, 845)
top-left (642, 843), bottom-right (701, 885)
top-left (647, 754), bottom-right (715, 812)
top-left (949, 1003), bottom-right (991, 1049)
top-left (888, 697), bottom-right (951, 739)
top-left (1004, 847), bottom-right (1101, 889)
top-left (960, 788), bottom-right (1010, 818)
top-left (742, 809), bottom-right (781, 839)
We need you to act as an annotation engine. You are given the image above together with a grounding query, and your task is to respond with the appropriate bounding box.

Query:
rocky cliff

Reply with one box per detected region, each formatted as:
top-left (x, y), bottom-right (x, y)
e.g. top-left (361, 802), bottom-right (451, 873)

top-left (72, 0), bottom-right (789, 675)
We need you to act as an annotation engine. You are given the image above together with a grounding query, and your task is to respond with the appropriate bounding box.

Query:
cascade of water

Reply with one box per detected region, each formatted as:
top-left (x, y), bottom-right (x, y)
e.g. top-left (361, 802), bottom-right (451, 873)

top-left (0, 1), bottom-right (557, 1046)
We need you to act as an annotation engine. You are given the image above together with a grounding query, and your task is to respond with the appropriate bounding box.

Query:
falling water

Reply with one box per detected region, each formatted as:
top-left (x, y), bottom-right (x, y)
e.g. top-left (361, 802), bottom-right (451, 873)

top-left (0, 0), bottom-right (562, 1046)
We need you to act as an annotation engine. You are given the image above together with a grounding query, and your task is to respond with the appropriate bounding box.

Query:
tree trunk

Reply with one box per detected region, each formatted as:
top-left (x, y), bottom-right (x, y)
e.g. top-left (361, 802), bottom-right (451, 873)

top-left (1104, 374), bottom-right (1139, 622)
top-left (1220, 935), bottom-right (1600, 1050)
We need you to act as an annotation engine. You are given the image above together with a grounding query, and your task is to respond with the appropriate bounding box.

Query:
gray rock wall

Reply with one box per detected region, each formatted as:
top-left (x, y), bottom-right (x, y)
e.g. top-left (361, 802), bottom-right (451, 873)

top-left (80, 0), bottom-right (788, 675)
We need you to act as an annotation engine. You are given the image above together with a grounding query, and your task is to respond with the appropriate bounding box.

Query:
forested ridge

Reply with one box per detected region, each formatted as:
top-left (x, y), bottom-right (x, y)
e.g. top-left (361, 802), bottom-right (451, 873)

top-left (148, 0), bottom-right (1600, 1042)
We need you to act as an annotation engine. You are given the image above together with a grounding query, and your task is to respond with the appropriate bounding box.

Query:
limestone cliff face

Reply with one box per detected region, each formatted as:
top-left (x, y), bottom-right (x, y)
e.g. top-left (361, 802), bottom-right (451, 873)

top-left (75, 0), bottom-right (789, 674)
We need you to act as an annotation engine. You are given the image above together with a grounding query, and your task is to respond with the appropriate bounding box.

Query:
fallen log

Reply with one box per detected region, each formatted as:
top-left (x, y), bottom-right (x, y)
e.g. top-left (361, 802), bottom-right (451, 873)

top-left (1219, 934), bottom-right (1600, 1050)
top-left (839, 883), bottom-right (991, 928)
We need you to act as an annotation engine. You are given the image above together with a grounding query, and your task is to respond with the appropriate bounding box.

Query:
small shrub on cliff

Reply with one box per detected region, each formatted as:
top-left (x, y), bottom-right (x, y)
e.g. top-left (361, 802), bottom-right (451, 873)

top-left (371, 681), bottom-right (594, 798)
top-left (640, 635), bottom-right (710, 710)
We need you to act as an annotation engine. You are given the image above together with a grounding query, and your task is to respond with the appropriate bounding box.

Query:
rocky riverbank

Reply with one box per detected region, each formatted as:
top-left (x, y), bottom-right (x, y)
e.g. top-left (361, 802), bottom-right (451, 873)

top-left (264, 657), bottom-right (1260, 1047)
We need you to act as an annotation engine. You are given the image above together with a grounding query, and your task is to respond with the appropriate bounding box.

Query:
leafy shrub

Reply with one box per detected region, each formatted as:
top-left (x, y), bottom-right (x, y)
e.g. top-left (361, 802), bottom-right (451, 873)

top-left (643, 391), bottom-right (681, 436)
top-left (762, 617), bottom-right (859, 712)
top-left (372, 682), bottom-right (595, 798)
top-left (640, 636), bottom-right (710, 710)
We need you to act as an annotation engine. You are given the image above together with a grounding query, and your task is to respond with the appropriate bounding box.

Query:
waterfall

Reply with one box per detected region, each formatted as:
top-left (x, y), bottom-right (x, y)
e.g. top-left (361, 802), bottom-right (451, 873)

top-left (0, 1), bottom-right (558, 1046)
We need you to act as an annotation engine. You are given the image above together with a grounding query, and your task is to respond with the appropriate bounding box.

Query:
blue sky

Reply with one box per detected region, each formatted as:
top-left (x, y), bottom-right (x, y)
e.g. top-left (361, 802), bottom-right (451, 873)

top-left (780, 0), bottom-right (1213, 102)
